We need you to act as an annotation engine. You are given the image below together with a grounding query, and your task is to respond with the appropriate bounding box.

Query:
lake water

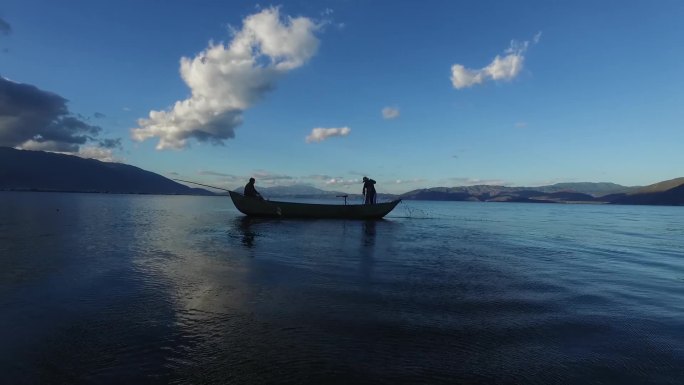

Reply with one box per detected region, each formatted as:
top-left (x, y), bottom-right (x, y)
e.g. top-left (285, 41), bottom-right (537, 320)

top-left (1, 192), bottom-right (683, 384)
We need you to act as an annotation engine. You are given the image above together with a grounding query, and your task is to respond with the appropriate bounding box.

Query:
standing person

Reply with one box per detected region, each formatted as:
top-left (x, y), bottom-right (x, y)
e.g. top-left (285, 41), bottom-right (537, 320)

top-left (362, 176), bottom-right (377, 204)
top-left (244, 178), bottom-right (263, 199)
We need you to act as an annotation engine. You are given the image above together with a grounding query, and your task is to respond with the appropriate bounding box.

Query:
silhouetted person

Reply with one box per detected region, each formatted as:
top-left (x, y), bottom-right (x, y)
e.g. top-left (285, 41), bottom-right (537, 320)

top-left (244, 177), bottom-right (263, 199)
top-left (362, 176), bottom-right (377, 204)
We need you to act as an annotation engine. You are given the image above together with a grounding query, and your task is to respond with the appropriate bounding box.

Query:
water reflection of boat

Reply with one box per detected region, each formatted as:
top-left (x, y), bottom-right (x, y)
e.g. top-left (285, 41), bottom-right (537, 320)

top-left (229, 191), bottom-right (401, 219)
top-left (235, 216), bottom-right (257, 248)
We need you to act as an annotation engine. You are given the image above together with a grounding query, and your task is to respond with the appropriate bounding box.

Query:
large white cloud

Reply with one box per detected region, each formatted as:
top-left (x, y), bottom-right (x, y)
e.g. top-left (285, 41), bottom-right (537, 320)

top-left (450, 34), bottom-right (540, 89)
top-left (305, 126), bottom-right (351, 143)
top-left (132, 7), bottom-right (321, 150)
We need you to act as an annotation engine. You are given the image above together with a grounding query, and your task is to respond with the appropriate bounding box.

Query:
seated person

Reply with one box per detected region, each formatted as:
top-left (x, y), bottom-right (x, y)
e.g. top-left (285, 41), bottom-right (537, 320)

top-left (244, 177), bottom-right (263, 199)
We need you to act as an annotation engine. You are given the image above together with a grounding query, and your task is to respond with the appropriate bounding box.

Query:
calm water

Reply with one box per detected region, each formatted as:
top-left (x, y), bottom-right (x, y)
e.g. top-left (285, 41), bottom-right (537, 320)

top-left (1, 192), bottom-right (683, 384)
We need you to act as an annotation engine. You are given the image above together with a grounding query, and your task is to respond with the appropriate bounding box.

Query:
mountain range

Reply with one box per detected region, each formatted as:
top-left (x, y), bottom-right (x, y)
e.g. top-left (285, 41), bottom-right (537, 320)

top-left (1, 147), bottom-right (682, 205)
top-left (396, 180), bottom-right (684, 205)
top-left (0, 147), bottom-right (212, 195)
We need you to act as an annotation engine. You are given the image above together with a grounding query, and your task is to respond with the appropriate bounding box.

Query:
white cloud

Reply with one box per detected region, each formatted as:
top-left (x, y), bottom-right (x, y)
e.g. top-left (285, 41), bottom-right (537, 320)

top-left (448, 177), bottom-right (508, 186)
top-left (382, 106), bottom-right (400, 119)
top-left (305, 126), bottom-right (351, 143)
top-left (392, 178), bottom-right (426, 184)
top-left (325, 178), bottom-right (361, 186)
top-left (132, 7), bottom-right (321, 150)
top-left (533, 31), bottom-right (542, 44)
top-left (75, 146), bottom-right (123, 162)
top-left (26, 145), bottom-right (123, 163)
top-left (450, 34), bottom-right (540, 89)
top-left (19, 139), bottom-right (77, 152)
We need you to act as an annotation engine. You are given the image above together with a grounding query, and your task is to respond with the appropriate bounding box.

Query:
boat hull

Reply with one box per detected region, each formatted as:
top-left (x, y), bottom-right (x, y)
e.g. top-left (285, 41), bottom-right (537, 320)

top-left (229, 191), bottom-right (401, 219)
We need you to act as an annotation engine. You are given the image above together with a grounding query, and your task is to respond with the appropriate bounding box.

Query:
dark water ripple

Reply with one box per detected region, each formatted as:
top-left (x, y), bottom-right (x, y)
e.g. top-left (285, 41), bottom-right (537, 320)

top-left (1, 192), bottom-right (683, 384)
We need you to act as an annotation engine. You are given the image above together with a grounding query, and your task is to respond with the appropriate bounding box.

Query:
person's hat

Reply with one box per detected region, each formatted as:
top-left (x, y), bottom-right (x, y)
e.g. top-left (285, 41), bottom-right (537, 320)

top-left (249, 177), bottom-right (255, 182)
top-left (362, 176), bottom-right (368, 182)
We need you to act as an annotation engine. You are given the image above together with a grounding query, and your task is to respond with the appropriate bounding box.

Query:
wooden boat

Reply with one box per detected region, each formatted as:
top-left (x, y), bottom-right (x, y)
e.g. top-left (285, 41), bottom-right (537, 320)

top-left (229, 191), bottom-right (401, 219)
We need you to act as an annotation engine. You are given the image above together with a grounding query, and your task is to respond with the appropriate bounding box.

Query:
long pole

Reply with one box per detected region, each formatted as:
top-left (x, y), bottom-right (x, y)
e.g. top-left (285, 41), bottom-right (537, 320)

top-left (172, 178), bottom-right (233, 193)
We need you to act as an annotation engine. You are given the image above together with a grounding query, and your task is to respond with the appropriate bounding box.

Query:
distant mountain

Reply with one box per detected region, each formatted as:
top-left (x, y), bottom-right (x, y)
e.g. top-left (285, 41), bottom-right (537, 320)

top-left (399, 185), bottom-right (596, 203)
top-left (4, 147), bottom-right (681, 205)
top-left (629, 177), bottom-right (684, 194)
top-left (267, 179), bottom-right (681, 206)
top-left (604, 177), bottom-right (684, 206)
top-left (257, 184), bottom-right (341, 197)
top-left (398, 187), bottom-right (479, 201)
top-left (533, 182), bottom-right (637, 196)
top-left (399, 179), bottom-right (684, 206)
top-left (0, 147), bottom-right (213, 195)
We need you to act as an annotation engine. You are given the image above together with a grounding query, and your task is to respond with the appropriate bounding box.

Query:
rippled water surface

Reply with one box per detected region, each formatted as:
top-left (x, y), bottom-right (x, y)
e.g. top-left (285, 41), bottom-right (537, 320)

top-left (1, 192), bottom-right (683, 384)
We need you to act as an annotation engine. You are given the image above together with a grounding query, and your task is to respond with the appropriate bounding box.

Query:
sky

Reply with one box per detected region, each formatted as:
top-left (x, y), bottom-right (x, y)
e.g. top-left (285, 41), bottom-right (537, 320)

top-left (1, 0), bottom-right (683, 194)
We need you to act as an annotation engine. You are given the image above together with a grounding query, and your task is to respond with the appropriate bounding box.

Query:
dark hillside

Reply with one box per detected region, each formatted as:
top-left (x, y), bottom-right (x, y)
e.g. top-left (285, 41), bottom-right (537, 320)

top-left (610, 180), bottom-right (684, 206)
top-left (0, 147), bottom-right (212, 195)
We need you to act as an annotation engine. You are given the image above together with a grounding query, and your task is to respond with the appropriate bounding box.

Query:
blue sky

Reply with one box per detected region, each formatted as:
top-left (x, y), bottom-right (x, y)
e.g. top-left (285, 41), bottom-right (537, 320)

top-left (1, 0), bottom-right (683, 194)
